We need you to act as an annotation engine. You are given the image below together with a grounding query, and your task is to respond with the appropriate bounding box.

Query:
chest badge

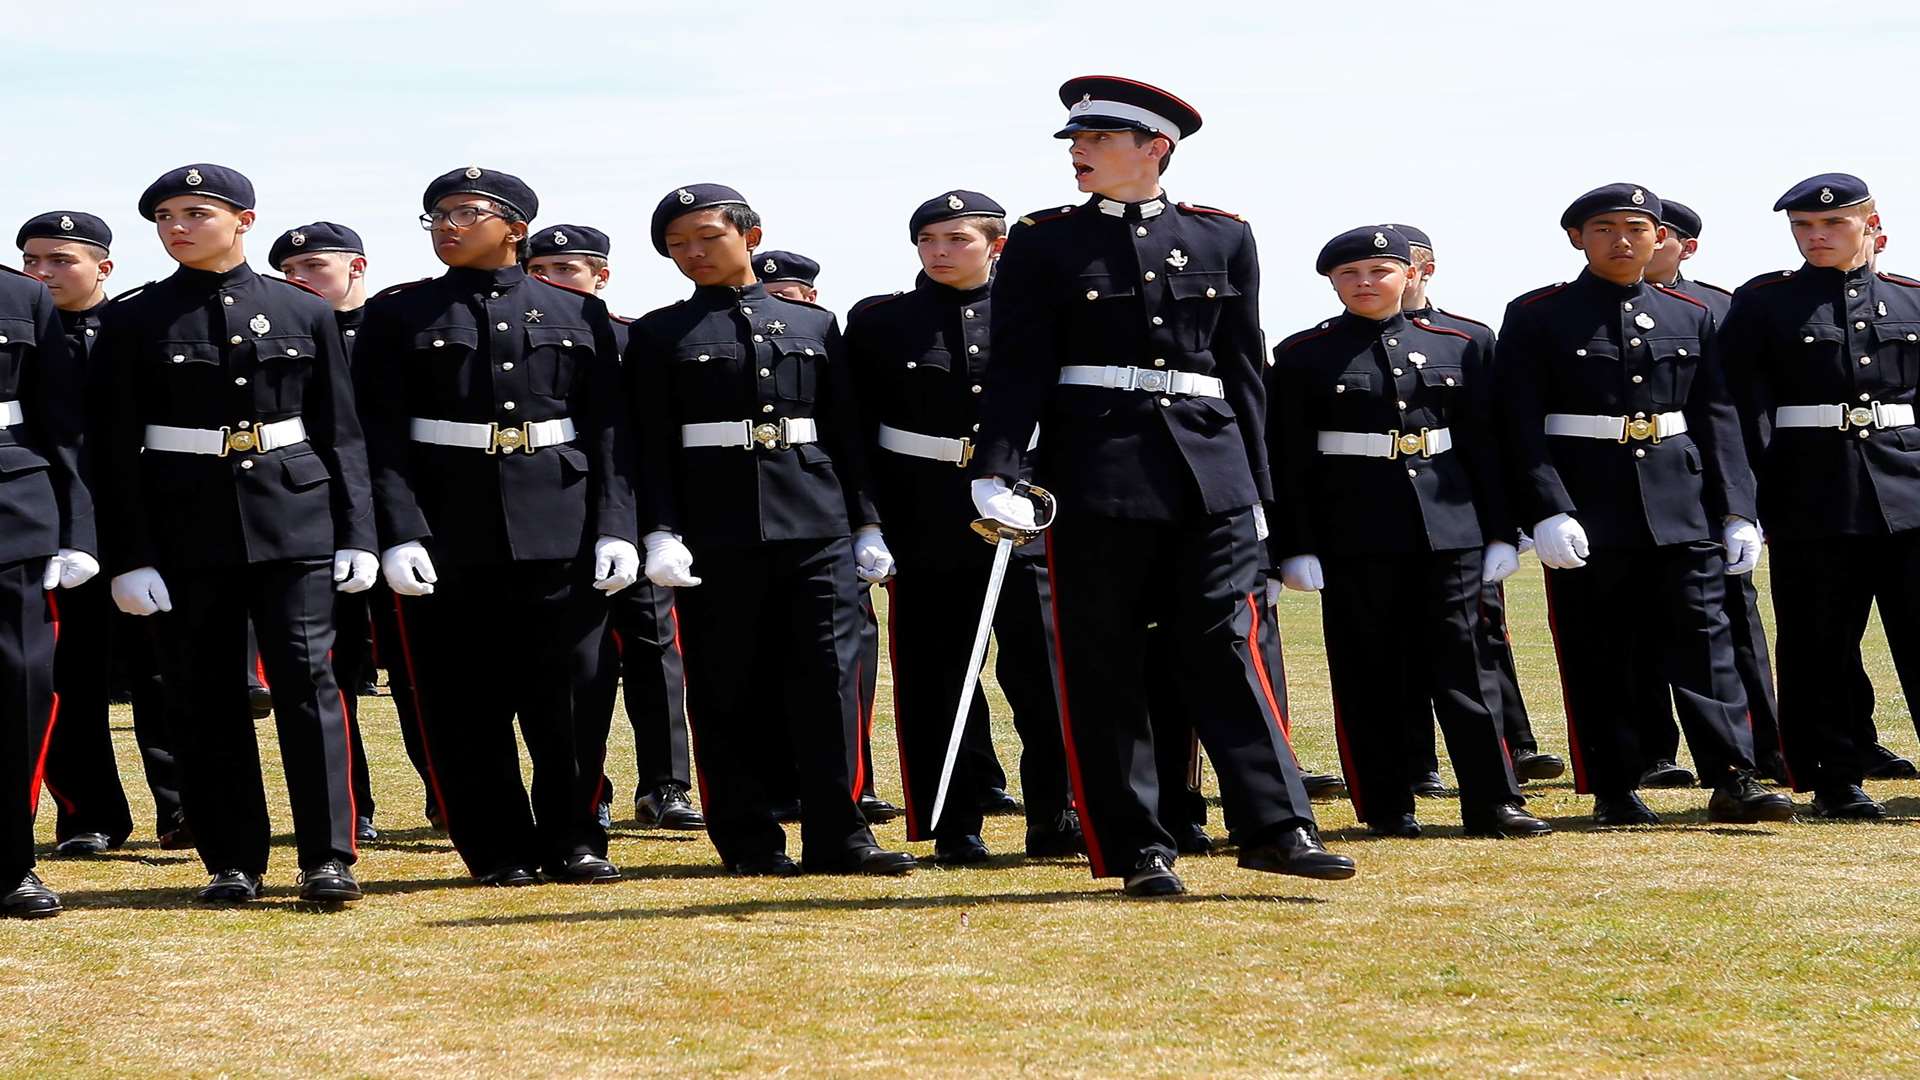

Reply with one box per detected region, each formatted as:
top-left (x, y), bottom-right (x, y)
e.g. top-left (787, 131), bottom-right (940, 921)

top-left (248, 313), bottom-right (271, 336)
top-left (524, 309), bottom-right (544, 323)
top-left (1879, 301), bottom-right (1889, 317)
top-left (767, 320), bottom-right (788, 335)
top-left (1408, 352), bottom-right (1427, 368)
top-left (1165, 249), bottom-right (1189, 269)
top-left (1634, 312), bottom-right (1656, 330)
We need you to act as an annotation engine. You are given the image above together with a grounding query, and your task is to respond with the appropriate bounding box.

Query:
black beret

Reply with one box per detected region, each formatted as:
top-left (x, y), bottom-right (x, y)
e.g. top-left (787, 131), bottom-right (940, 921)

top-left (527, 224), bottom-right (611, 260)
top-left (1560, 183), bottom-right (1662, 230)
top-left (1316, 226), bottom-right (1411, 275)
top-left (16, 211), bottom-right (111, 252)
top-left (1774, 173), bottom-right (1871, 213)
top-left (908, 190), bottom-right (1006, 242)
top-left (1659, 200), bottom-right (1703, 240)
top-left (1055, 75), bottom-right (1202, 143)
top-left (1381, 222), bottom-right (1432, 249)
top-left (651, 184), bottom-right (749, 256)
top-left (422, 166), bottom-right (538, 221)
top-left (138, 164), bottom-right (254, 221)
top-left (269, 221), bottom-right (363, 269)
top-left (755, 250), bottom-right (820, 286)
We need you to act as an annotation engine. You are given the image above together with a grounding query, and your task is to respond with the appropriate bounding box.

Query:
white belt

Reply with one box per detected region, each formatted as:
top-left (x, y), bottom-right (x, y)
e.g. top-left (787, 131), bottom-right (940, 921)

top-left (1059, 365), bottom-right (1225, 399)
top-left (0, 400), bottom-right (20, 428)
top-left (1545, 411), bottom-right (1688, 443)
top-left (1775, 402), bottom-right (1916, 431)
top-left (878, 424), bottom-right (973, 466)
top-left (145, 418), bottom-right (307, 456)
top-left (409, 416), bottom-right (575, 455)
top-left (682, 417), bottom-right (819, 450)
top-left (1316, 427), bottom-right (1453, 460)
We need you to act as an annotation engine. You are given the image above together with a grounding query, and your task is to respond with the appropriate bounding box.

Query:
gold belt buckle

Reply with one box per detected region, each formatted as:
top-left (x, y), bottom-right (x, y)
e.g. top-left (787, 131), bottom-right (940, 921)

top-left (956, 437), bottom-right (975, 468)
top-left (1388, 428), bottom-right (1430, 459)
top-left (1848, 405), bottom-right (1877, 429)
top-left (221, 425), bottom-right (257, 456)
top-left (489, 422), bottom-right (529, 454)
top-left (751, 422), bottom-right (782, 450)
top-left (1622, 414), bottom-right (1658, 443)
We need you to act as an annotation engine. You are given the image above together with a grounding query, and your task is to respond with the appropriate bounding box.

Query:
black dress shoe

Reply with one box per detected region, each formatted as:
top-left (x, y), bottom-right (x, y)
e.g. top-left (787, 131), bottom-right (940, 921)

top-left (1123, 852), bottom-right (1186, 898)
top-left (1239, 825), bottom-right (1357, 880)
top-left (1173, 823), bottom-right (1214, 855)
top-left (53, 832), bottom-right (114, 856)
top-left (248, 686), bottom-right (274, 720)
top-left (1707, 774), bottom-right (1795, 824)
top-left (809, 845), bottom-right (917, 876)
top-left (1366, 813), bottom-right (1421, 839)
top-left (478, 865), bottom-right (540, 887)
top-left (1301, 772), bottom-right (1348, 800)
top-left (1755, 750), bottom-right (1793, 786)
top-left (355, 817), bottom-right (379, 843)
top-left (858, 794), bottom-right (902, 825)
top-left (932, 834), bottom-right (992, 865)
top-left (732, 852), bottom-right (802, 877)
top-left (1593, 792), bottom-right (1660, 826)
top-left (547, 854), bottom-right (621, 884)
top-left (1024, 810), bottom-right (1087, 857)
top-left (977, 787), bottom-right (1022, 816)
top-left (355, 677), bottom-right (381, 697)
top-left (1812, 784), bottom-right (1888, 820)
top-left (1639, 759), bottom-right (1695, 789)
top-left (196, 869), bottom-right (263, 903)
top-left (1864, 744), bottom-right (1919, 779)
top-left (157, 824), bottom-right (196, 851)
top-left (1511, 749), bottom-right (1567, 782)
top-left (770, 799), bottom-right (803, 823)
top-left (299, 859), bottom-right (363, 902)
top-left (635, 783), bottom-right (705, 830)
top-left (1, 872), bottom-right (60, 919)
top-left (1409, 771), bottom-right (1446, 797)
top-left (1464, 802), bottom-right (1552, 838)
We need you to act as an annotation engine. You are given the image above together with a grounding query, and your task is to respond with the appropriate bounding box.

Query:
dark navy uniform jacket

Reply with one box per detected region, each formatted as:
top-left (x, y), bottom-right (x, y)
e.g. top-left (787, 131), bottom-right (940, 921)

top-left (1269, 311), bottom-right (1507, 559)
top-left (970, 194), bottom-right (1268, 521)
top-left (848, 273), bottom-right (1024, 557)
top-left (0, 267), bottom-right (91, 565)
top-left (101, 263), bottom-right (369, 574)
top-left (1407, 303), bottom-right (1495, 354)
top-left (1720, 263), bottom-right (1920, 540)
top-left (627, 282), bottom-right (876, 546)
top-left (355, 264), bottom-right (634, 565)
top-left (1496, 268), bottom-right (1755, 549)
top-left (1667, 274), bottom-right (1732, 322)
top-left (59, 299), bottom-right (110, 500)
top-left (336, 304), bottom-right (364, 359)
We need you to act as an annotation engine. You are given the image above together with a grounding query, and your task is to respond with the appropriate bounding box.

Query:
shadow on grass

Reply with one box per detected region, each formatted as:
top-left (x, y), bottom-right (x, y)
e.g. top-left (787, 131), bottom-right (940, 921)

top-left (426, 886), bottom-right (1328, 928)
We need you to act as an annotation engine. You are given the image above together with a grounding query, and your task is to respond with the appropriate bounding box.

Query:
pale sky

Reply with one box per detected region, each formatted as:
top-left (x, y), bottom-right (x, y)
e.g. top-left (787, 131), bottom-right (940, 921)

top-left (8, 1), bottom-right (1917, 338)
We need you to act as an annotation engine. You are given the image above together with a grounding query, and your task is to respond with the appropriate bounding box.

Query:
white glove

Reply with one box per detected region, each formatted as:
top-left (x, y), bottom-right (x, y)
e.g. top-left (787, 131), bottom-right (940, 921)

top-left (1482, 541), bottom-right (1520, 584)
top-left (592, 536), bottom-right (641, 594)
top-left (853, 526), bottom-right (897, 583)
top-left (43, 549), bottom-right (99, 590)
top-left (643, 531), bottom-right (701, 588)
top-left (110, 567), bottom-right (172, 616)
top-left (1279, 554), bottom-right (1324, 592)
top-left (332, 549), bottom-right (378, 594)
top-left (1517, 533), bottom-right (1535, 558)
top-left (970, 477), bottom-right (1036, 531)
top-left (1263, 576), bottom-right (1283, 608)
top-left (1252, 504), bottom-right (1270, 542)
top-left (1723, 517), bottom-right (1763, 576)
top-left (382, 541), bottom-right (439, 596)
top-left (1532, 513), bottom-right (1590, 570)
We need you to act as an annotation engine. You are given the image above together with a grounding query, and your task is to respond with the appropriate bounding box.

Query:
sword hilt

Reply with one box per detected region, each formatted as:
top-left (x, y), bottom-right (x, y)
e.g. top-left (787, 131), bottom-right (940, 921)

top-left (970, 481), bottom-right (1057, 546)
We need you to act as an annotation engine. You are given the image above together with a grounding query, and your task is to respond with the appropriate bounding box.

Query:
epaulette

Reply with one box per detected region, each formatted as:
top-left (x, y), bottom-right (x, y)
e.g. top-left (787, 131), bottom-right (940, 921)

top-left (373, 277), bottom-right (433, 301)
top-left (1516, 282), bottom-right (1569, 306)
top-left (1738, 269), bottom-right (1799, 291)
top-left (1690, 279), bottom-right (1733, 298)
top-left (1176, 202), bottom-right (1244, 222)
top-left (109, 281), bottom-right (154, 304)
top-left (530, 274), bottom-right (598, 300)
top-left (1016, 204), bottom-right (1080, 228)
top-left (1432, 306), bottom-right (1493, 331)
top-left (1412, 320), bottom-right (1472, 341)
top-left (1877, 271), bottom-right (1920, 289)
top-left (265, 273), bottom-right (325, 299)
top-left (1273, 321), bottom-right (1339, 354)
top-left (775, 294), bottom-right (833, 315)
top-left (1653, 283), bottom-right (1707, 309)
top-left (611, 313), bottom-right (634, 325)
top-left (848, 291), bottom-right (906, 321)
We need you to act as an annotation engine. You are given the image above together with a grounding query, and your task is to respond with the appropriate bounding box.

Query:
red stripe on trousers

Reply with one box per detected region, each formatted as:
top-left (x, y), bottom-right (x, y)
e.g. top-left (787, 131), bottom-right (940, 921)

top-left (884, 580), bottom-right (921, 840)
top-left (1246, 593), bottom-right (1293, 751)
top-left (39, 590), bottom-right (74, 814)
top-left (1042, 532), bottom-right (1107, 878)
top-left (670, 605), bottom-right (714, 814)
top-left (338, 687), bottom-right (359, 857)
top-left (389, 594), bottom-right (455, 830)
top-left (1538, 571), bottom-right (1592, 794)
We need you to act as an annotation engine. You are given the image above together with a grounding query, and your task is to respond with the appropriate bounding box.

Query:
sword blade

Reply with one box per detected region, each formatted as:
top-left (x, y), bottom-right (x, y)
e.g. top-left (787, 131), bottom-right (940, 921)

top-left (929, 536), bottom-right (1016, 833)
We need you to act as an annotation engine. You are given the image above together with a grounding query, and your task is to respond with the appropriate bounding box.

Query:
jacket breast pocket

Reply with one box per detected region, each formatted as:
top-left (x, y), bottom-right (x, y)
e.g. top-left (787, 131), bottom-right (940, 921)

top-left (1330, 371), bottom-right (1374, 400)
top-left (1070, 274), bottom-right (1137, 339)
top-left (0, 318), bottom-right (37, 364)
top-left (1165, 270), bottom-right (1237, 302)
top-left (413, 325), bottom-right (481, 369)
top-left (249, 336), bottom-right (317, 412)
top-left (1793, 323), bottom-right (1847, 369)
top-left (1872, 320), bottom-right (1920, 384)
top-left (671, 342), bottom-right (742, 399)
top-left (905, 346), bottom-right (952, 375)
top-left (1644, 338), bottom-right (1699, 403)
top-left (525, 326), bottom-right (594, 398)
top-left (773, 337), bottom-right (826, 404)
top-left (157, 340), bottom-right (222, 372)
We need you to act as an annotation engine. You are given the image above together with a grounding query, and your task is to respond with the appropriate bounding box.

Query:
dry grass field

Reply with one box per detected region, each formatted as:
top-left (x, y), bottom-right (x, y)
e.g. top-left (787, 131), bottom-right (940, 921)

top-left (5, 562), bottom-right (1919, 1078)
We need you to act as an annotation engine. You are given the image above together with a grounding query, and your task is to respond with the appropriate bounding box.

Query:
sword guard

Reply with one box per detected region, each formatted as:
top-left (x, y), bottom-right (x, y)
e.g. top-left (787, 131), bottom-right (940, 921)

top-left (970, 481), bottom-right (1057, 546)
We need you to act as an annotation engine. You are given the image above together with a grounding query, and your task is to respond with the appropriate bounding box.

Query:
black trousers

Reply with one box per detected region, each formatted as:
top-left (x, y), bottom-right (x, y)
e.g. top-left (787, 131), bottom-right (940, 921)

top-left (114, 612), bottom-right (182, 833)
top-left (330, 590), bottom-right (376, 818)
top-left (1632, 570), bottom-right (1783, 769)
top-left (0, 559), bottom-right (55, 884)
top-left (673, 537), bottom-right (877, 868)
top-left (885, 542), bottom-right (1069, 843)
top-left (580, 582), bottom-right (692, 807)
top-left (1045, 508), bottom-right (1313, 879)
top-left (366, 582), bottom-right (432, 800)
top-left (1771, 533), bottom-right (1920, 791)
top-left (1324, 549), bottom-right (1522, 826)
top-left (391, 559), bottom-right (606, 876)
top-left (41, 579), bottom-right (134, 844)
top-left (1409, 578), bottom-right (1538, 775)
top-left (1540, 541), bottom-right (1755, 796)
top-left (754, 585), bottom-right (889, 809)
top-left (154, 559), bottom-right (357, 876)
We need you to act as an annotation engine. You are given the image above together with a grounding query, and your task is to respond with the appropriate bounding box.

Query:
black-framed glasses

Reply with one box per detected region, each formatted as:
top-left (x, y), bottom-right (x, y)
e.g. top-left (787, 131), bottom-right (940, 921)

top-left (419, 206), bottom-right (502, 230)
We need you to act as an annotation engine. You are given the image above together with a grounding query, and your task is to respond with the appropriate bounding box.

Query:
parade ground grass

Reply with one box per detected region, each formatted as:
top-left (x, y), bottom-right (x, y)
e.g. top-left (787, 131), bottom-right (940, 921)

top-left (6, 563), bottom-right (1919, 1078)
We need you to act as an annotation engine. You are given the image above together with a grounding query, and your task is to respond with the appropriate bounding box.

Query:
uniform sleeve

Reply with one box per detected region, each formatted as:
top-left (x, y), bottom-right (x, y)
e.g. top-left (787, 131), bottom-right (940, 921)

top-left (1265, 348), bottom-right (1317, 561)
top-left (842, 308), bottom-right (885, 461)
top-left (1716, 289), bottom-right (1775, 465)
top-left (1220, 223), bottom-right (1272, 503)
top-left (1494, 302), bottom-right (1577, 528)
top-left (29, 283), bottom-right (93, 556)
top-left (626, 320), bottom-right (680, 536)
top-left (818, 315), bottom-right (880, 529)
top-left (305, 306), bottom-right (376, 553)
top-left (1682, 311), bottom-right (1758, 522)
top-left (580, 300), bottom-right (637, 543)
top-left (351, 301), bottom-right (431, 548)
top-left (99, 305), bottom-right (154, 573)
top-left (971, 224), bottom-right (1061, 482)
top-left (1456, 333), bottom-right (1512, 544)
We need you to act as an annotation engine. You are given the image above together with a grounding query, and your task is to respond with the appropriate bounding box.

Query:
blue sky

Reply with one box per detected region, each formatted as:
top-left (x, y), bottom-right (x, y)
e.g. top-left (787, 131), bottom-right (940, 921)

top-left (7, 1), bottom-right (1916, 335)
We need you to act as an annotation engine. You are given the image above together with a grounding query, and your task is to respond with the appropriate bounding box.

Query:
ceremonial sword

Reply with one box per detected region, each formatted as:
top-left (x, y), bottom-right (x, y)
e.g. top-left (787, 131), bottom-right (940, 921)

top-left (928, 481), bottom-right (1057, 833)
